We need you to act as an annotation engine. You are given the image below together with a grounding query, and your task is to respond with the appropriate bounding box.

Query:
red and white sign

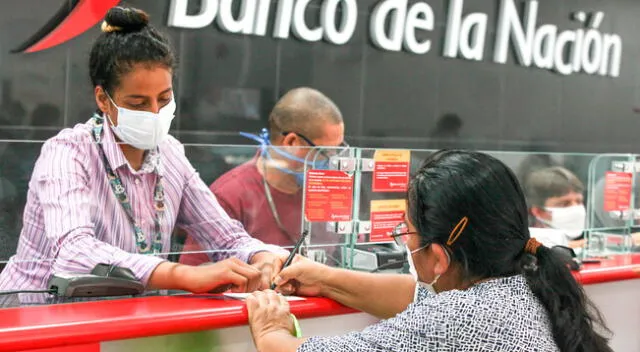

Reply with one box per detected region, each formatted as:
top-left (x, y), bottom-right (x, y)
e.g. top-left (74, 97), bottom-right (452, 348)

top-left (372, 150), bottom-right (411, 193)
top-left (369, 199), bottom-right (406, 243)
top-left (603, 171), bottom-right (633, 212)
top-left (304, 169), bottom-right (354, 222)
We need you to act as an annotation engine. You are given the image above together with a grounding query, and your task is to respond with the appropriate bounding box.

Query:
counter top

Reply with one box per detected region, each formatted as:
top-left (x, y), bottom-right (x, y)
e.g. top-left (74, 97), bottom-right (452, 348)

top-left (0, 294), bottom-right (357, 351)
top-left (574, 253), bottom-right (640, 285)
top-left (1, 253), bottom-right (639, 351)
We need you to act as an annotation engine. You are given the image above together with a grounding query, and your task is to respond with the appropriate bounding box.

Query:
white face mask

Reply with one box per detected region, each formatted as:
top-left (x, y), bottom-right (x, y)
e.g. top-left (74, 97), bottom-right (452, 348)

top-left (406, 244), bottom-right (450, 301)
top-left (544, 205), bottom-right (586, 240)
top-left (107, 94), bottom-right (176, 150)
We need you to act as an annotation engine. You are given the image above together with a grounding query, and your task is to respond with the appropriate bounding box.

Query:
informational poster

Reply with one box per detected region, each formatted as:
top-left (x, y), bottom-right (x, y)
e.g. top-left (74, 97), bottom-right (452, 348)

top-left (372, 150), bottom-right (411, 192)
top-left (369, 199), bottom-right (406, 243)
top-left (603, 171), bottom-right (633, 212)
top-left (304, 169), bottom-right (354, 222)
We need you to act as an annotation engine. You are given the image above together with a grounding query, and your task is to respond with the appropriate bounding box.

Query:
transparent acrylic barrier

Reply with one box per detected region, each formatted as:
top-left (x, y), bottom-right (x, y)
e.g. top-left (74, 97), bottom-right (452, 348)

top-left (1, 138), bottom-right (638, 308)
top-left (299, 146), bottom-right (356, 268)
top-left (585, 154), bottom-right (638, 258)
top-left (331, 149), bottom-right (603, 273)
top-left (0, 140), bottom-right (42, 264)
top-left (0, 140), bottom-right (336, 307)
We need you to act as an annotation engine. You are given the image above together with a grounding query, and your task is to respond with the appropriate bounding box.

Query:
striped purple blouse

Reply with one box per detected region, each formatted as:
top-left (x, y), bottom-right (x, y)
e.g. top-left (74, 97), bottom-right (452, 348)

top-left (0, 119), bottom-right (283, 299)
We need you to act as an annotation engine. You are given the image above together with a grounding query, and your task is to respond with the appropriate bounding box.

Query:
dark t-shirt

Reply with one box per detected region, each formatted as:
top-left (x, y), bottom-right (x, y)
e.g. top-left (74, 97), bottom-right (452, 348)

top-left (180, 160), bottom-right (320, 266)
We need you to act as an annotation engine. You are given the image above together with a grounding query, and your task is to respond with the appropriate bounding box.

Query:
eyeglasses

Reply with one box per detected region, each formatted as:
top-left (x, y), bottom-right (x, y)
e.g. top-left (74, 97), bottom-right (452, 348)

top-left (281, 131), bottom-right (350, 159)
top-left (390, 222), bottom-right (419, 247)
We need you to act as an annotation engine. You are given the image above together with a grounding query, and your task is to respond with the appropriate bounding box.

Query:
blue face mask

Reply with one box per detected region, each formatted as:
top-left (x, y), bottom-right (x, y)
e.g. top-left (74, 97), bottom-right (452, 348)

top-left (240, 129), bottom-right (330, 187)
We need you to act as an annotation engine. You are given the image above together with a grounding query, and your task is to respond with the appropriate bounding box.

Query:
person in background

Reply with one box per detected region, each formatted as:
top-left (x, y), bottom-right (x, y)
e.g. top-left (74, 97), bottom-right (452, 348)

top-left (523, 166), bottom-right (586, 248)
top-left (0, 6), bottom-right (287, 302)
top-left (245, 150), bottom-right (612, 352)
top-left (180, 87), bottom-right (346, 266)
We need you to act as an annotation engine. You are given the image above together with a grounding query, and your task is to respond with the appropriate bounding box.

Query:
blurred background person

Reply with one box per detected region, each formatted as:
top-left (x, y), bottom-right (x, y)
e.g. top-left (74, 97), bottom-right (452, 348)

top-left (523, 166), bottom-right (586, 248)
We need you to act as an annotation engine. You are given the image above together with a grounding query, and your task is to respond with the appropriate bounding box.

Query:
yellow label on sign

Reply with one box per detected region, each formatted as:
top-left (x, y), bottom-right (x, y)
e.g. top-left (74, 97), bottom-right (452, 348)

top-left (373, 149), bottom-right (411, 163)
top-left (369, 199), bottom-right (407, 242)
top-left (370, 199), bottom-right (406, 213)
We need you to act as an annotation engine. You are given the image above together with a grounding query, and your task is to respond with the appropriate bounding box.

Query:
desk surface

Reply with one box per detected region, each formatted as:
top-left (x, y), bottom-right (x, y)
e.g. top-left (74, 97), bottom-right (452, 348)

top-left (0, 253), bottom-right (639, 351)
top-left (576, 253), bottom-right (640, 284)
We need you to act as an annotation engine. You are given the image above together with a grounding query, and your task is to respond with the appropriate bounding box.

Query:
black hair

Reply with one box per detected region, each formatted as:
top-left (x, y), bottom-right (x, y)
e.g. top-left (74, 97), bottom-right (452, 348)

top-left (407, 150), bottom-right (611, 352)
top-left (524, 166), bottom-right (584, 208)
top-left (89, 6), bottom-right (176, 95)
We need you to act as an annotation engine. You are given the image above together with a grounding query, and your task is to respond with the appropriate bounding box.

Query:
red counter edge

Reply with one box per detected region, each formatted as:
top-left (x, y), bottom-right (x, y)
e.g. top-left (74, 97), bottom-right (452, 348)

top-left (1, 260), bottom-right (638, 352)
top-left (0, 297), bottom-right (358, 352)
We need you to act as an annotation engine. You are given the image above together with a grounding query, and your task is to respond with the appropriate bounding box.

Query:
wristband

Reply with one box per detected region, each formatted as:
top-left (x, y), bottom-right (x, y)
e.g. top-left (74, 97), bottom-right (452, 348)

top-left (290, 313), bottom-right (302, 338)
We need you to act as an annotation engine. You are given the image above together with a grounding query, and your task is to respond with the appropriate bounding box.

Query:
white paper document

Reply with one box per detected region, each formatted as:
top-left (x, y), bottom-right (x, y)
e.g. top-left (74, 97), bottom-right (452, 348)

top-left (223, 293), bottom-right (306, 301)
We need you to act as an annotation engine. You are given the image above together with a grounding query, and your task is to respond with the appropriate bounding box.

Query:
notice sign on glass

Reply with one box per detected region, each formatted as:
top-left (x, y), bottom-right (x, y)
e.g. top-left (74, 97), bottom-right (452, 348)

top-left (369, 199), bottom-right (406, 243)
top-left (304, 169), bottom-right (354, 222)
top-left (603, 171), bottom-right (633, 212)
top-left (372, 150), bottom-right (411, 192)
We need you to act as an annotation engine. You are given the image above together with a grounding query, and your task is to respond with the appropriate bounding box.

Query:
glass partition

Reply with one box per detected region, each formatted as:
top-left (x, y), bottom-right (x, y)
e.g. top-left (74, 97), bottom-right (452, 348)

top-left (0, 140), bottom-right (637, 309)
top-left (297, 146), bottom-right (356, 268)
top-left (0, 141), bottom-right (331, 307)
top-left (585, 154), bottom-right (638, 258)
top-left (0, 140), bottom-right (42, 264)
top-left (299, 148), bottom-right (606, 273)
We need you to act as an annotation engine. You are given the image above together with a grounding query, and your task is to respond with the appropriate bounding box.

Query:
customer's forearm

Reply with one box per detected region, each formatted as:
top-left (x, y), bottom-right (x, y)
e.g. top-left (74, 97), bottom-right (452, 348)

top-left (320, 269), bottom-right (415, 319)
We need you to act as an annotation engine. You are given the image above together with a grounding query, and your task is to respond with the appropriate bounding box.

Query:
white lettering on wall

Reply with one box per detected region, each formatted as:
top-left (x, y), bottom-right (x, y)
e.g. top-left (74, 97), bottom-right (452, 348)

top-left (166, 0), bottom-right (624, 78)
top-left (291, 0), bottom-right (322, 42)
top-left (493, 0), bottom-right (622, 77)
top-left (217, 0), bottom-right (257, 34)
top-left (321, 0), bottom-right (358, 45)
top-left (531, 24), bottom-right (556, 70)
top-left (370, 0), bottom-right (434, 54)
top-left (443, 0), bottom-right (488, 61)
top-left (273, 0), bottom-right (295, 39)
top-left (494, 0), bottom-right (537, 66)
top-left (169, 0), bottom-right (358, 45)
top-left (253, 0), bottom-right (271, 36)
top-left (168, 0), bottom-right (218, 29)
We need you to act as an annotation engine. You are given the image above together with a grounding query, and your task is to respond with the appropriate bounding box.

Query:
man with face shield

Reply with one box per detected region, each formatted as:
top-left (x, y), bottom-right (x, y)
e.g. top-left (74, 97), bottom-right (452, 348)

top-left (180, 88), bottom-right (346, 266)
top-left (523, 166), bottom-right (586, 248)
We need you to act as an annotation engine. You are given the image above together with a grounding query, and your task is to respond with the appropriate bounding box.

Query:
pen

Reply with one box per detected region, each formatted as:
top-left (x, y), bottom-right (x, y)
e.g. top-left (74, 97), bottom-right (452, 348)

top-left (270, 230), bottom-right (309, 290)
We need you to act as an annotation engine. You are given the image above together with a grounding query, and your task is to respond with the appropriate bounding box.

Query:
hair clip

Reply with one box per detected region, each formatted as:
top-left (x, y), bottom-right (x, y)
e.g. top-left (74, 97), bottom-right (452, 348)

top-left (101, 21), bottom-right (122, 33)
top-left (447, 216), bottom-right (468, 246)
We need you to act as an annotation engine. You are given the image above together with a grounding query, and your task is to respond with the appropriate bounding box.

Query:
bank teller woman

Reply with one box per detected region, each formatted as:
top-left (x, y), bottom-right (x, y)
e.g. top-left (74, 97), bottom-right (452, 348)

top-left (246, 150), bottom-right (613, 352)
top-left (0, 7), bottom-right (286, 302)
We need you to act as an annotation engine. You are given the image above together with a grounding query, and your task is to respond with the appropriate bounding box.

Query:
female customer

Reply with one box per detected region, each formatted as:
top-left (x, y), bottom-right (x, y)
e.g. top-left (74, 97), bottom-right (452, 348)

top-left (247, 150), bottom-right (612, 352)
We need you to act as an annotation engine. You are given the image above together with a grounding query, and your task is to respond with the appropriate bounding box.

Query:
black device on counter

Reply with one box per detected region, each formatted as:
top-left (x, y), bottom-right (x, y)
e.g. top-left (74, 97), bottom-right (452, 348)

top-left (47, 264), bottom-right (144, 298)
top-left (347, 244), bottom-right (406, 272)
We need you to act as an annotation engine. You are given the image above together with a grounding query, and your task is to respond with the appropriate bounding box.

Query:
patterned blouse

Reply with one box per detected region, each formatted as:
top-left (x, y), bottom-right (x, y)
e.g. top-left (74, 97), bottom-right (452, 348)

top-left (298, 275), bottom-right (559, 351)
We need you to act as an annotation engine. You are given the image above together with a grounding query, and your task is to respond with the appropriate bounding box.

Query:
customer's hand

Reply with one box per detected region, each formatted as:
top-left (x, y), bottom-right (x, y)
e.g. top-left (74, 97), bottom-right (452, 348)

top-left (247, 290), bottom-right (295, 347)
top-left (184, 257), bottom-right (262, 293)
top-left (250, 251), bottom-right (289, 290)
top-left (272, 255), bottom-right (330, 297)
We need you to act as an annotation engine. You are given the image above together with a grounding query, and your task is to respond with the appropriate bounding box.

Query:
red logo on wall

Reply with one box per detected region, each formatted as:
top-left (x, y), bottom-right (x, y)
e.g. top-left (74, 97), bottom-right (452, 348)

top-left (12, 0), bottom-right (121, 54)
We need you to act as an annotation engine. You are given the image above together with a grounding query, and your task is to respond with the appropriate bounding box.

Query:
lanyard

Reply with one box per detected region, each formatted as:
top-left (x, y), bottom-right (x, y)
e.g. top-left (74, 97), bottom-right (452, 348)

top-left (259, 158), bottom-right (298, 244)
top-left (90, 115), bottom-right (164, 255)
